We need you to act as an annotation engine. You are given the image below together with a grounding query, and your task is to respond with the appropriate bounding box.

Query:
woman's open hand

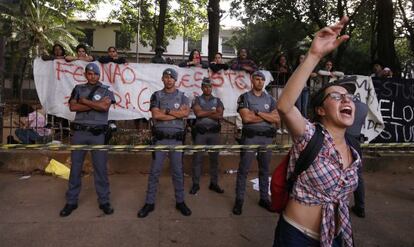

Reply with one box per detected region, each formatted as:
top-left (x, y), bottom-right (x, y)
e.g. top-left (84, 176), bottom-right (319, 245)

top-left (309, 16), bottom-right (350, 59)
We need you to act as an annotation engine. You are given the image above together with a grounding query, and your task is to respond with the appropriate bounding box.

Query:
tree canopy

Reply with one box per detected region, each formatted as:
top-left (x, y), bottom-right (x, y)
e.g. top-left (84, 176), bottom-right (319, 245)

top-left (230, 0), bottom-right (413, 76)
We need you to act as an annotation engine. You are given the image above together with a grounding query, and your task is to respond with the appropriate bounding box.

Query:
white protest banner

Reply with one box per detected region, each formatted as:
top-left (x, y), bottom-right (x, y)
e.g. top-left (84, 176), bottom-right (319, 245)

top-left (352, 75), bottom-right (385, 142)
top-left (33, 58), bottom-right (273, 121)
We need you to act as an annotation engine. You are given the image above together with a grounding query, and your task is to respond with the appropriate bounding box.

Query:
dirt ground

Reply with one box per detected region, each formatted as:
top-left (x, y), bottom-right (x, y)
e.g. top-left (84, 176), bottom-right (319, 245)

top-left (0, 170), bottom-right (412, 247)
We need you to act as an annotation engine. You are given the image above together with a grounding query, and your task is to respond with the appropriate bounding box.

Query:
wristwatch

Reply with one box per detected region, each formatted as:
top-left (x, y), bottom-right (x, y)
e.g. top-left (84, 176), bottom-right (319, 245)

top-left (254, 109), bottom-right (259, 116)
top-left (165, 108), bottom-right (170, 115)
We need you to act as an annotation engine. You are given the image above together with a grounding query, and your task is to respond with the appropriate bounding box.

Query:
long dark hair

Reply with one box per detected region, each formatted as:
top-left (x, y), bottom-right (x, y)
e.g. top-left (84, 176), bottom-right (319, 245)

top-left (17, 103), bottom-right (35, 117)
top-left (51, 44), bottom-right (65, 56)
top-left (188, 49), bottom-right (202, 62)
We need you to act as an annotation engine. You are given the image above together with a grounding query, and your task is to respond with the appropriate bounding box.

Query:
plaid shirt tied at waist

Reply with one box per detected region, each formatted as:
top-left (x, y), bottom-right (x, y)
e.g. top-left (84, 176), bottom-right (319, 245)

top-left (288, 120), bottom-right (361, 247)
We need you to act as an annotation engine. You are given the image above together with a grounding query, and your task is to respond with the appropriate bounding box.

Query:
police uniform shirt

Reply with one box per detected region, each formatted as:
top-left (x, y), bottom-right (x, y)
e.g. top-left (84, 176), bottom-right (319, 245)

top-left (237, 90), bottom-right (276, 130)
top-left (192, 95), bottom-right (224, 129)
top-left (150, 89), bottom-right (189, 132)
top-left (69, 82), bottom-right (116, 126)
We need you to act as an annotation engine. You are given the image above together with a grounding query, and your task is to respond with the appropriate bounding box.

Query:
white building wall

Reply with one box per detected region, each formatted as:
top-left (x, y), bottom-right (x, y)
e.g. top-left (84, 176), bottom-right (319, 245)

top-left (78, 21), bottom-right (236, 59)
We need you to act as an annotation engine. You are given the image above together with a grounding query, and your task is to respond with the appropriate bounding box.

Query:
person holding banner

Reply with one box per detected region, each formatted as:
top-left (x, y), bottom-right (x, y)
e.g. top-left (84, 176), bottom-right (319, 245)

top-left (137, 68), bottom-right (192, 218)
top-left (233, 71), bottom-right (280, 215)
top-left (230, 48), bottom-right (258, 74)
top-left (98, 46), bottom-right (126, 64)
top-left (274, 16), bottom-right (361, 247)
top-left (64, 44), bottom-right (94, 62)
top-left (41, 43), bottom-right (66, 61)
top-left (209, 52), bottom-right (229, 73)
top-left (189, 77), bottom-right (225, 195)
top-left (179, 49), bottom-right (208, 68)
top-left (60, 63), bottom-right (116, 217)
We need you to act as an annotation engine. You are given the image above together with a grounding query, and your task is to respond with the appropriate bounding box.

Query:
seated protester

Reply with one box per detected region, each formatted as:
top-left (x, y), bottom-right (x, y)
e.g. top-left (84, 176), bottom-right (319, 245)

top-left (317, 59), bottom-right (345, 84)
top-left (41, 43), bottom-right (66, 61)
top-left (178, 49), bottom-right (209, 68)
top-left (151, 46), bottom-right (167, 64)
top-left (230, 48), bottom-right (257, 74)
top-left (99, 46), bottom-right (127, 64)
top-left (209, 52), bottom-right (229, 73)
top-left (65, 44), bottom-right (94, 62)
top-left (14, 104), bottom-right (51, 144)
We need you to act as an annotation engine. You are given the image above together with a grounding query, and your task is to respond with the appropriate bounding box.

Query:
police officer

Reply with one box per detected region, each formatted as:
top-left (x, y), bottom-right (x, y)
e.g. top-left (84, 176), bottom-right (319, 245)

top-left (189, 77), bottom-right (224, 195)
top-left (60, 63), bottom-right (116, 217)
top-left (137, 68), bottom-right (192, 218)
top-left (233, 71), bottom-right (280, 215)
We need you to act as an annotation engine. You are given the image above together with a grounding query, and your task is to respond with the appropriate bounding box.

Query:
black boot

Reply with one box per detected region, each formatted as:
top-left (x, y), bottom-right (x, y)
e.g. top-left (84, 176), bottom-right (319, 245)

top-left (232, 199), bottom-right (243, 215)
top-left (209, 183), bottom-right (224, 193)
top-left (189, 184), bottom-right (200, 195)
top-left (351, 206), bottom-right (365, 218)
top-left (176, 202), bottom-right (192, 216)
top-left (59, 203), bottom-right (78, 217)
top-left (137, 203), bottom-right (155, 218)
top-left (258, 199), bottom-right (275, 212)
top-left (99, 203), bottom-right (114, 215)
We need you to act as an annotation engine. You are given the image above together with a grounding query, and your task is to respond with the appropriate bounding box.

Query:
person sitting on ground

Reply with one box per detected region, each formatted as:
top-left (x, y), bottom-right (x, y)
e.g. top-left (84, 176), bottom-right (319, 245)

top-left (230, 48), bottom-right (257, 74)
top-left (98, 46), bottom-right (126, 64)
top-left (65, 44), bottom-right (94, 62)
top-left (317, 59), bottom-right (345, 84)
top-left (41, 44), bottom-right (66, 61)
top-left (209, 52), bottom-right (229, 73)
top-left (14, 104), bottom-right (51, 144)
top-left (178, 49), bottom-right (208, 68)
top-left (151, 46), bottom-right (167, 64)
top-left (274, 16), bottom-right (360, 247)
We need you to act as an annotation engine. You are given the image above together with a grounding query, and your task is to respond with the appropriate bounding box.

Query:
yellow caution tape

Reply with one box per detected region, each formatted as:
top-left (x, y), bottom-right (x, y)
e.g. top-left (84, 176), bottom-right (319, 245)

top-left (1, 143), bottom-right (414, 152)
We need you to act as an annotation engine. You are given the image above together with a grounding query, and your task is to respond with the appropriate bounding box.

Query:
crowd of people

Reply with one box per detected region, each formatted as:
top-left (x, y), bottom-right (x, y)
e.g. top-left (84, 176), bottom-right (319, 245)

top-left (28, 16), bottom-right (381, 247)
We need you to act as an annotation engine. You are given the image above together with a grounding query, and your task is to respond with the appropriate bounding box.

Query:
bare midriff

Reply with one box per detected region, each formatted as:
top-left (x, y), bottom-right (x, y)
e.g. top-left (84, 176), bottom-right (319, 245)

top-left (284, 199), bottom-right (323, 233)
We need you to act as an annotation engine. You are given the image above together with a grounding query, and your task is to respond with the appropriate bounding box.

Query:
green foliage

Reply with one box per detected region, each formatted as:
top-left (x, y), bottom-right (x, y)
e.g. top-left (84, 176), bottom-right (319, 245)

top-left (227, 16), bottom-right (308, 69)
top-left (110, 0), bottom-right (207, 50)
top-left (0, 0), bottom-right (101, 55)
top-left (229, 0), bottom-right (385, 74)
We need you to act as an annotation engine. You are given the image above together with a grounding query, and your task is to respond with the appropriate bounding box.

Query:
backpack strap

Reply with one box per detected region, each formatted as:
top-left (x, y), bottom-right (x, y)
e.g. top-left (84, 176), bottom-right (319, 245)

top-left (288, 124), bottom-right (324, 191)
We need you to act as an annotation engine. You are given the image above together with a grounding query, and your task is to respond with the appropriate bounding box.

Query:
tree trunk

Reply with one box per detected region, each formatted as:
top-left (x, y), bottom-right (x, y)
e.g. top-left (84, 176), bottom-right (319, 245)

top-left (0, 36), bottom-right (4, 143)
top-left (155, 0), bottom-right (168, 48)
top-left (208, 0), bottom-right (220, 62)
top-left (376, 0), bottom-right (400, 75)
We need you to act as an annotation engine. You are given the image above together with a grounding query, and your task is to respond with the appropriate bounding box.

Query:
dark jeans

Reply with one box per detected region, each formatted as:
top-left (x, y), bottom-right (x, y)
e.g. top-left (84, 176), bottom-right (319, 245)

top-left (15, 129), bottom-right (41, 144)
top-left (353, 165), bottom-right (365, 209)
top-left (273, 215), bottom-right (343, 247)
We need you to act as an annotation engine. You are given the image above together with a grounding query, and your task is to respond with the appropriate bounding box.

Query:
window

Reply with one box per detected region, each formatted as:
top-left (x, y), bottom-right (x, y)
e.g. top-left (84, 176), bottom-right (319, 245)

top-left (221, 37), bottom-right (235, 55)
top-left (187, 38), bottom-right (202, 53)
top-left (115, 31), bottom-right (131, 50)
top-left (79, 29), bottom-right (94, 47)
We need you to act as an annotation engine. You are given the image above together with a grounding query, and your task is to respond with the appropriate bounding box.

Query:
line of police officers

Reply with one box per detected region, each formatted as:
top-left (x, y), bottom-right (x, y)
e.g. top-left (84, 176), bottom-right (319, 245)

top-left (60, 63), bottom-right (280, 217)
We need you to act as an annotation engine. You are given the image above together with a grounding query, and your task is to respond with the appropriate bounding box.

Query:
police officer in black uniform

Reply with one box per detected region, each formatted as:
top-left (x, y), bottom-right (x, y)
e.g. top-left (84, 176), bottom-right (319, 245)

top-left (233, 71), bottom-right (280, 215)
top-left (60, 63), bottom-right (116, 217)
top-left (137, 68), bottom-right (192, 218)
top-left (189, 77), bottom-right (225, 195)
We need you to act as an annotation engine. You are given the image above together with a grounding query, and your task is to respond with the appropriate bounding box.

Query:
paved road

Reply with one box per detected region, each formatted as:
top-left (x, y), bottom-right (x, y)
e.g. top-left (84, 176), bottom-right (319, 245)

top-left (0, 171), bottom-right (413, 247)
